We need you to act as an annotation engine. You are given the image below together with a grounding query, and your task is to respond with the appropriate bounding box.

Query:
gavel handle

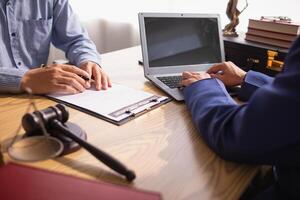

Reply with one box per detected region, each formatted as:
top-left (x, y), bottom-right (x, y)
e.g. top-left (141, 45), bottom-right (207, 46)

top-left (50, 119), bottom-right (136, 182)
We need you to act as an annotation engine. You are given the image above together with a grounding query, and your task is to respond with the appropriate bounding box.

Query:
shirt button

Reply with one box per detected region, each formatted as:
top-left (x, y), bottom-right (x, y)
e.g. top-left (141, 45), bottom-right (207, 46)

top-left (18, 62), bottom-right (21, 66)
top-left (11, 32), bottom-right (16, 37)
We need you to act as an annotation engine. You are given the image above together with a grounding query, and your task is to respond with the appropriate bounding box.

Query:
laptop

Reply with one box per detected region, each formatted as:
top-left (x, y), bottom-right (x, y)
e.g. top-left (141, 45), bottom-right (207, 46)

top-left (138, 13), bottom-right (225, 101)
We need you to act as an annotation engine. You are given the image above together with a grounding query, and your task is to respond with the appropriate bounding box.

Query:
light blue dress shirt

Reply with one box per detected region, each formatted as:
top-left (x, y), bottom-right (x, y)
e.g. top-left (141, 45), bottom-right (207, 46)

top-left (0, 0), bottom-right (101, 93)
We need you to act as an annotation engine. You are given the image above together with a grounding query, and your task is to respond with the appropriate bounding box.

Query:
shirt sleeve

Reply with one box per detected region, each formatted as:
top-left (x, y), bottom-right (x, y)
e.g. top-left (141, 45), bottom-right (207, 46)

top-left (238, 70), bottom-right (274, 101)
top-left (0, 68), bottom-right (27, 93)
top-left (183, 77), bottom-right (300, 166)
top-left (51, 0), bottom-right (101, 67)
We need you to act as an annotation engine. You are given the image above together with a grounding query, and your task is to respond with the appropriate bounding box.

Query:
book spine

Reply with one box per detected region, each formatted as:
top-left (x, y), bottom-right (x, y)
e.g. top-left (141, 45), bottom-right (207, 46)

top-left (248, 19), bottom-right (300, 35)
top-left (245, 33), bottom-right (291, 49)
top-left (247, 28), bottom-right (298, 42)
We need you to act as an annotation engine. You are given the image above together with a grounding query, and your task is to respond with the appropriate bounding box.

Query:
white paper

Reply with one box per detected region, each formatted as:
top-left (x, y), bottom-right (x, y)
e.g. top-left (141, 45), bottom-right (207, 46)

top-left (48, 84), bottom-right (168, 123)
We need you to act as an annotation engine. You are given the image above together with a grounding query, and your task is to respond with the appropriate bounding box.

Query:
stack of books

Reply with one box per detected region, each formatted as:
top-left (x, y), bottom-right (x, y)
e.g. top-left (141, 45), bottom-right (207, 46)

top-left (245, 18), bottom-right (300, 49)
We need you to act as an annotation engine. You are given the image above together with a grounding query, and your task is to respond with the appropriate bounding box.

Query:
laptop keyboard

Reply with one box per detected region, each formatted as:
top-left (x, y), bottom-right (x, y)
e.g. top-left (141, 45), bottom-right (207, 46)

top-left (157, 76), bottom-right (182, 89)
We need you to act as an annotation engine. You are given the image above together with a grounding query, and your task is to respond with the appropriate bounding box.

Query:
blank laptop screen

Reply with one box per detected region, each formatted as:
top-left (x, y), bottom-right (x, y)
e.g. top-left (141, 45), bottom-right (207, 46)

top-left (144, 17), bottom-right (222, 68)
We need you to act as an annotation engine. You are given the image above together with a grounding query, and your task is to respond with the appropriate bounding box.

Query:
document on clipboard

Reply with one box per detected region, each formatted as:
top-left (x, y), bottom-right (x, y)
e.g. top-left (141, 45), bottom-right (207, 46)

top-left (47, 84), bottom-right (171, 125)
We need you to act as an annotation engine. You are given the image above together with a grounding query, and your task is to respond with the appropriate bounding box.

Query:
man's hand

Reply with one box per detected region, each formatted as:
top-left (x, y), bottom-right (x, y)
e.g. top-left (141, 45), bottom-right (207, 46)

top-left (181, 71), bottom-right (211, 87)
top-left (20, 64), bottom-right (90, 94)
top-left (207, 61), bottom-right (246, 86)
top-left (79, 61), bottom-right (111, 90)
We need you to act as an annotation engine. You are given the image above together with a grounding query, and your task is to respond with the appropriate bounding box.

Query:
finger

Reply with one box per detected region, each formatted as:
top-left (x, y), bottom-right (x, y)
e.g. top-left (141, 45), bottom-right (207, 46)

top-left (210, 73), bottom-right (222, 79)
top-left (181, 79), bottom-right (193, 86)
top-left (61, 64), bottom-right (90, 79)
top-left (79, 63), bottom-right (93, 88)
top-left (59, 69), bottom-right (88, 88)
top-left (52, 84), bottom-right (78, 95)
top-left (90, 64), bottom-right (112, 88)
top-left (107, 75), bottom-right (112, 87)
top-left (81, 63), bottom-right (93, 77)
top-left (92, 66), bottom-right (102, 90)
top-left (100, 71), bottom-right (109, 90)
top-left (182, 71), bottom-right (193, 79)
top-left (47, 67), bottom-right (87, 88)
top-left (207, 63), bottom-right (224, 74)
top-left (181, 78), bottom-right (197, 86)
top-left (57, 76), bottom-right (86, 93)
top-left (180, 79), bottom-right (187, 86)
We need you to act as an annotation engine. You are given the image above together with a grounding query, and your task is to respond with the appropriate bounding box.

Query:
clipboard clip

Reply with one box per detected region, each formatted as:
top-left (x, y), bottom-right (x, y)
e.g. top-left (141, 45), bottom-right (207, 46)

top-left (109, 96), bottom-right (167, 118)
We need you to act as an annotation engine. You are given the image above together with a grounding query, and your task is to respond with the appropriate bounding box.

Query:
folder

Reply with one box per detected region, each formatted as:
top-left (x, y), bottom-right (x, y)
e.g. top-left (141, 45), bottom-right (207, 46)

top-left (47, 84), bottom-right (171, 125)
top-left (0, 163), bottom-right (161, 200)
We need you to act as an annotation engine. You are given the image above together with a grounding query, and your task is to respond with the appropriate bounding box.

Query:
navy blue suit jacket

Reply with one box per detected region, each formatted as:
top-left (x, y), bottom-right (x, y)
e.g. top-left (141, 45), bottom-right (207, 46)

top-left (183, 37), bottom-right (300, 199)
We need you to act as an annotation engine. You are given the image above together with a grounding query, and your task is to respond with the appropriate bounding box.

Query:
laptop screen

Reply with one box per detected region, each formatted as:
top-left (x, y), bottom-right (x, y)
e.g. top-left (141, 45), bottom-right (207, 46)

top-left (144, 17), bottom-right (222, 68)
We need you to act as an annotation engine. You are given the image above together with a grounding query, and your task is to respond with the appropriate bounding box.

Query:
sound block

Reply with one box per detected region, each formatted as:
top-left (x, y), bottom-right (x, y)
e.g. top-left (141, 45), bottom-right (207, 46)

top-left (24, 122), bottom-right (87, 156)
top-left (48, 122), bottom-right (87, 155)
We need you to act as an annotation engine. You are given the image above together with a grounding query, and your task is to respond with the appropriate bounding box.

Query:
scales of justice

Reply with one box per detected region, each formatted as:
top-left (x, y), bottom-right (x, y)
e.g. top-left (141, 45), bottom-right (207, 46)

top-left (223, 0), bottom-right (249, 37)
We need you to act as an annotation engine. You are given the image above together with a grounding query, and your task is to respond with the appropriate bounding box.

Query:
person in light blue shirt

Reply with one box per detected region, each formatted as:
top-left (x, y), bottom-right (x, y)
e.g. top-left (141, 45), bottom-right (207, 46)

top-left (0, 0), bottom-right (111, 94)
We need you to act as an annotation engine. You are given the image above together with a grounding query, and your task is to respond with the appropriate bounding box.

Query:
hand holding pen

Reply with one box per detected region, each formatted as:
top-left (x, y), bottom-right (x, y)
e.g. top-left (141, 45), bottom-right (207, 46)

top-left (79, 61), bottom-right (112, 90)
top-left (21, 63), bottom-right (92, 94)
top-left (20, 61), bottom-right (112, 95)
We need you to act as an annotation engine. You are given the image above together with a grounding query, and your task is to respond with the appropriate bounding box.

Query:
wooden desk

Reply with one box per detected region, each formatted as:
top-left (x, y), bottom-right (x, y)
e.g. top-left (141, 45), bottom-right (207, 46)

top-left (0, 46), bottom-right (257, 200)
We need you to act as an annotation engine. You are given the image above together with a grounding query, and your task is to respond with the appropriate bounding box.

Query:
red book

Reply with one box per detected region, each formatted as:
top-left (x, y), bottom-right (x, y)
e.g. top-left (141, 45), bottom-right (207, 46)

top-left (0, 163), bottom-right (161, 200)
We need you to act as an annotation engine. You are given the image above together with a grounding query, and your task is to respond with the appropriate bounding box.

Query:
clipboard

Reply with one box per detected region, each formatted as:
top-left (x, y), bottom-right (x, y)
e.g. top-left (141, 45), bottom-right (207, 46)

top-left (47, 84), bottom-right (171, 125)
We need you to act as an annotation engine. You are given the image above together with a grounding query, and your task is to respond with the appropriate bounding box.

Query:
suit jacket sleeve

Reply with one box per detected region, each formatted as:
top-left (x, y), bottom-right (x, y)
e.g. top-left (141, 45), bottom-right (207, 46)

top-left (183, 68), bottom-right (300, 165)
top-left (238, 70), bottom-right (274, 101)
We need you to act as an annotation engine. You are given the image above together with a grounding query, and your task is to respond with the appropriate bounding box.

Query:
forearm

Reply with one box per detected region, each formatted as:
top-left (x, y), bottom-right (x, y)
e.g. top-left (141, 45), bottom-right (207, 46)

top-left (65, 37), bottom-right (101, 67)
top-left (183, 78), bottom-right (241, 158)
top-left (52, 0), bottom-right (101, 67)
top-left (184, 78), bottom-right (300, 166)
top-left (0, 68), bottom-right (27, 93)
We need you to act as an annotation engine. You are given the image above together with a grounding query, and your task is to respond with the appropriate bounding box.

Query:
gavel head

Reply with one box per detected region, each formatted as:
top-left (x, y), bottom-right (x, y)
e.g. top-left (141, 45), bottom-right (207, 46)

top-left (22, 104), bottom-right (69, 135)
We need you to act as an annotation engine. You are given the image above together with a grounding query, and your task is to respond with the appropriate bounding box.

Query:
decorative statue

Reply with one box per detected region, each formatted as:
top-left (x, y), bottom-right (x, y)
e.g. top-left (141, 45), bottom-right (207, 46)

top-left (223, 0), bottom-right (248, 37)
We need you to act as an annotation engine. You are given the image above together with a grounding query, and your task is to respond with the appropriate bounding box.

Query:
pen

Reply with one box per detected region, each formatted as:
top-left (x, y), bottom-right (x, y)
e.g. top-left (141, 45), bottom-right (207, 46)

top-left (78, 75), bottom-right (90, 81)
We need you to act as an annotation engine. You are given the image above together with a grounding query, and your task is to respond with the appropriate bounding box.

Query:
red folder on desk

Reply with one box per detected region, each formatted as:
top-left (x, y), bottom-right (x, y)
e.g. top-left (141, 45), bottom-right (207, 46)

top-left (0, 163), bottom-right (161, 200)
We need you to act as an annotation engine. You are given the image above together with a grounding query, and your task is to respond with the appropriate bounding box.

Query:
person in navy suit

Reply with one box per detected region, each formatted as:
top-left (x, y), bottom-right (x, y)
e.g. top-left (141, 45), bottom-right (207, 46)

top-left (180, 36), bottom-right (300, 199)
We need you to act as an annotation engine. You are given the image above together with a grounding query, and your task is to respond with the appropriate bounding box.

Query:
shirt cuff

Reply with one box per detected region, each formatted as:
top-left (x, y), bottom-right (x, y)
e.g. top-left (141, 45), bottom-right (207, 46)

top-left (75, 56), bottom-right (102, 68)
top-left (0, 69), bottom-right (27, 93)
top-left (238, 70), bottom-right (274, 101)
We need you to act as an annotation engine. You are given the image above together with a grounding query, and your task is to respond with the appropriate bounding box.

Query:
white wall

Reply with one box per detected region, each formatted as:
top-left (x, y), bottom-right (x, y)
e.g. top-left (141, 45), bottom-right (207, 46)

top-left (70, 0), bottom-right (299, 30)
top-left (48, 0), bottom-right (300, 61)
